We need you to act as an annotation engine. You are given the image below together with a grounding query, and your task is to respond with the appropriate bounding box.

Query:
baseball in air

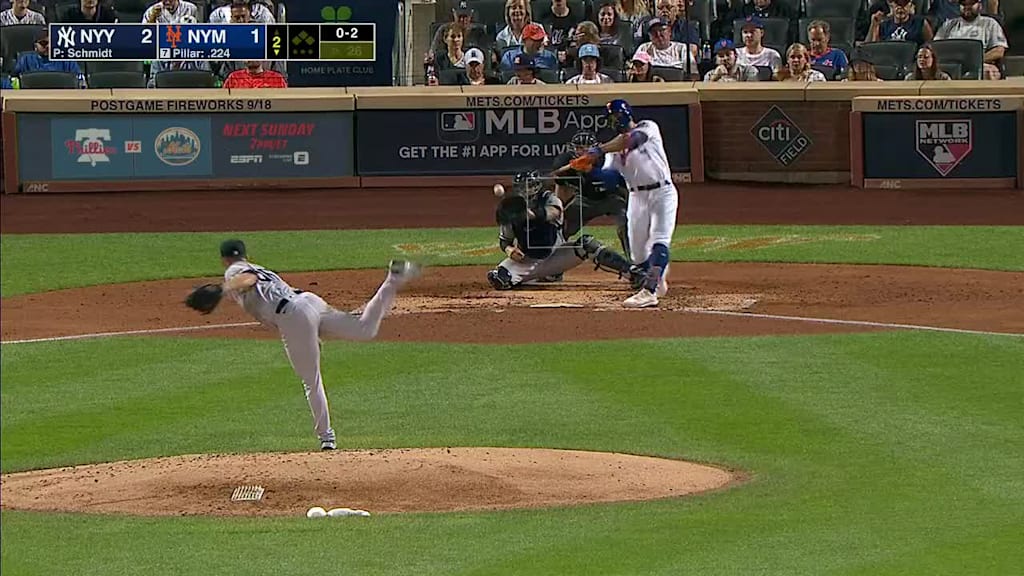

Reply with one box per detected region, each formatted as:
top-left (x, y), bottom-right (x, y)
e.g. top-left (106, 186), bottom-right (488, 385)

top-left (493, 184), bottom-right (505, 197)
top-left (306, 506), bottom-right (327, 518)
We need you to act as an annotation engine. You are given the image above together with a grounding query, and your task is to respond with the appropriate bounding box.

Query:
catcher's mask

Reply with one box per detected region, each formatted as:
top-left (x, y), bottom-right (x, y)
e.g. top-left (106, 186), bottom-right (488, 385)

top-left (606, 99), bottom-right (634, 134)
top-left (570, 130), bottom-right (598, 157)
top-left (511, 170), bottom-right (544, 197)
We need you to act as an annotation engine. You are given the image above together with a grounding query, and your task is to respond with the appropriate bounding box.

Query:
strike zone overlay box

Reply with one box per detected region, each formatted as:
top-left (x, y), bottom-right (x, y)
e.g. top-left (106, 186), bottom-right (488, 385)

top-left (851, 96), bottom-right (1024, 190)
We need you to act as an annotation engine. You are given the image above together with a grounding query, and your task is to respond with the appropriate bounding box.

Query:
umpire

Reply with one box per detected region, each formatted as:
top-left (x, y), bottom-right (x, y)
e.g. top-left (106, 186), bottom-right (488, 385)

top-left (552, 130), bottom-right (630, 260)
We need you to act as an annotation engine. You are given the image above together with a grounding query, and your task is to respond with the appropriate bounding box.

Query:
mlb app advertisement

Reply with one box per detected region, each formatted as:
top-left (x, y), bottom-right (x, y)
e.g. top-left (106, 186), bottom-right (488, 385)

top-left (861, 112), bottom-right (1017, 179)
top-left (354, 103), bottom-right (692, 176)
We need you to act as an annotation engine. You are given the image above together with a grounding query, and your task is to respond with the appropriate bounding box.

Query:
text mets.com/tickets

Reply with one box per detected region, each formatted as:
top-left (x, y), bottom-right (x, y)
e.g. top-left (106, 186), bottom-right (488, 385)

top-left (875, 99), bottom-right (1006, 112)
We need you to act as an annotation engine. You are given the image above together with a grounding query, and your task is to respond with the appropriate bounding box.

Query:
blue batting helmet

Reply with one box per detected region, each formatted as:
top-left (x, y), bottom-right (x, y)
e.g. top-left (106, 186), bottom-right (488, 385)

top-left (606, 99), bottom-right (634, 133)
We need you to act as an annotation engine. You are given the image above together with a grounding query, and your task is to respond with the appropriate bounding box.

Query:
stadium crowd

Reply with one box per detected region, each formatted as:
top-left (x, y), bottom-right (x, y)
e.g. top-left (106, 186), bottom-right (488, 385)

top-left (0, 0), bottom-right (1017, 89)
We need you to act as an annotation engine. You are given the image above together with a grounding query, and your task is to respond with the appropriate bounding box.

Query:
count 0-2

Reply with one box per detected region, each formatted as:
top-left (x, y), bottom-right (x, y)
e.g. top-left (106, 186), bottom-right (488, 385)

top-left (320, 23), bottom-right (375, 42)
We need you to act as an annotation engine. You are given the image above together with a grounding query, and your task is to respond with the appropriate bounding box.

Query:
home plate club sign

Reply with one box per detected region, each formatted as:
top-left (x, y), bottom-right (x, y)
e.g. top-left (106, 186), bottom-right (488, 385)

top-left (916, 119), bottom-right (973, 176)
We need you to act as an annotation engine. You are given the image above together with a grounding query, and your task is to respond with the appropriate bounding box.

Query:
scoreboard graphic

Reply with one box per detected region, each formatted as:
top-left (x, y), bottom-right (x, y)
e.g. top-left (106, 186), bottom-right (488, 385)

top-left (48, 23), bottom-right (376, 61)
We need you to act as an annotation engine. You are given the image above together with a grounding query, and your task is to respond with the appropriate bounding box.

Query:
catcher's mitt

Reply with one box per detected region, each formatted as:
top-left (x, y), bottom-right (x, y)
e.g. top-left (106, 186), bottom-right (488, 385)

top-left (185, 283), bottom-right (224, 315)
top-left (495, 193), bottom-right (529, 225)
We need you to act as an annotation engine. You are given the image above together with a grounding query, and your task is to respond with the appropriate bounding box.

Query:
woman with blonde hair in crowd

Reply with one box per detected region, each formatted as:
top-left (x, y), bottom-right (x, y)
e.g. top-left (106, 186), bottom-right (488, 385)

top-left (561, 20), bottom-right (602, 68)
top-left (616, 0), bottom-right (654, 46)
top-left (496, 0), bottom-right (533, 51)
top-left (905, 44), bottom-right (951, 80)
top-left (775, 43), bottom-right (827, 82)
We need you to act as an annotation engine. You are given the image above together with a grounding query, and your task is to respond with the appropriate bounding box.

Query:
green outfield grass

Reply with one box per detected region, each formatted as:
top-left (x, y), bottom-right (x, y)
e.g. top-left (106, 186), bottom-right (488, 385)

top-left (2, 225), bottom-right (1022, 575)
top-left (2, 225), bottom-right (1022, 296)
top-left (2, 333), bottom-right (1022, 575)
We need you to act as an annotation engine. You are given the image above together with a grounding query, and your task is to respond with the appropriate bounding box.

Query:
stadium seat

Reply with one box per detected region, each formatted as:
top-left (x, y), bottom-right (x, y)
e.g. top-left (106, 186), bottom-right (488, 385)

top-left (650, 65), bottom-right (686, 81)
top-left (755, 65), bottom-right (774, 81)
top-left (18, 70), bottom-right (79, 88)
top-left (805, 0), bottom-right (862, 18)
top-left (679, 0), bottom-right (713, 42)
top-left (530, 0), bottom-right (590, 22)
top-left (88, 70), bottom-right (147, 88)
top-left (438, 67), bottom-right (464, 85)
top-left (733, 17), bottom-right (790, 50)
top-left (930, 39), bottom-right (984, 80)
top-left (600, 67), bottom-right (623, 82)
top-left (0, 24), bottom-right (45, 73)
top-left (467, 0), bottom-right (506, 32)
top-left (770, 0), bottom-right (804, 17)
top-left (1005, 56), bottom-right (1024, 77)
top-left (857, 41), bottom-right (917, 76)
top-left (153, 69), bottom-right (217, 87)
top-left (86, 60), bottom-right (146, 74)
top-left (938, 61), bottom-right (963, 80)
top-left (598, 44), bottom-right (624, 71)
top-left (799, 17), bottom-right (856, 46)
top-left (872, 64), bottom-right (901, 80)
top-left (812, 63), bottom-right (836, 80)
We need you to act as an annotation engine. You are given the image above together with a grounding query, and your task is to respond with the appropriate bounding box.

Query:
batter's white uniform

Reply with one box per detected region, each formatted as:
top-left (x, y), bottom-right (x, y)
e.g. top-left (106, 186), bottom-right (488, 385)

top-left (224, 260), bottom-right (401, 446)
top-left (605, 120), bottom-right (678, 292)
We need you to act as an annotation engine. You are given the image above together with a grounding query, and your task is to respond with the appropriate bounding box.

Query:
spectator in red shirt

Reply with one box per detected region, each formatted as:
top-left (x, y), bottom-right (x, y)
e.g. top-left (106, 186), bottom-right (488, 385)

top-left (223, 61), bottom-right (288, 88)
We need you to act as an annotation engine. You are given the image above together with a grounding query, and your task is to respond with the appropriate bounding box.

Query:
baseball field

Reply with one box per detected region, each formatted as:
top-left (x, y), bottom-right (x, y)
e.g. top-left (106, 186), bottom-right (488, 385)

top-left (1, 183), bottom-right (1022, 575)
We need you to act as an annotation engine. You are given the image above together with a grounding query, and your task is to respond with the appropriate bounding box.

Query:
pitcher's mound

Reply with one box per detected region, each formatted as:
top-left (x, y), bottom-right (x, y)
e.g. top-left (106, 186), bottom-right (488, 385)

top-left (0, 448), bottom-right (737, 517)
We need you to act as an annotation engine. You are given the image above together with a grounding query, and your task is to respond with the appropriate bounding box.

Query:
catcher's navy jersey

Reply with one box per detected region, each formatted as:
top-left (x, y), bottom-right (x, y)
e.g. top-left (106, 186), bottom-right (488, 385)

top-left (499, 191), bottom-right (564, 260)
top-left (224, 260), bottom-right (296, 324)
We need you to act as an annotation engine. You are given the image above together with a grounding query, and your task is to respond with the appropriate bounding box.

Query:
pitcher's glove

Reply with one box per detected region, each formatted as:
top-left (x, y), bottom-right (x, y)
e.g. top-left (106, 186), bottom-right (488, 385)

top-left (185, 283), bottom-right (223, 315)
top-left (495, 194), bottom-right (529, 225)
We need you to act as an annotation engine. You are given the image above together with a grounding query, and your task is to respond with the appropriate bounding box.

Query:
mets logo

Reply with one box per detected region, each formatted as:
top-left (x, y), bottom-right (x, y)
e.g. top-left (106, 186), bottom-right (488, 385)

top-left (155, 127), bottom-right (201, 167)
top-left (165, 25), bottom-right (182, 49)
top-left (916, 120), bottom-right (972, 177)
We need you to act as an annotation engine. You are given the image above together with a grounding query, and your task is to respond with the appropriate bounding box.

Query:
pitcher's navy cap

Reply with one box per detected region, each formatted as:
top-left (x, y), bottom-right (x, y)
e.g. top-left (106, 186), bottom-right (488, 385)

top-left (220, 239), bottom-right (247, 258)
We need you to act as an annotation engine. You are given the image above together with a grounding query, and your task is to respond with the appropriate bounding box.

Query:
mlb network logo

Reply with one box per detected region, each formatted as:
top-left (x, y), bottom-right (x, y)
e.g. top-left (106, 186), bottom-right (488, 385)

top-left (437, 111), bottom-right (479, 143)
top-left (916, 120), bottom-right (972, 177)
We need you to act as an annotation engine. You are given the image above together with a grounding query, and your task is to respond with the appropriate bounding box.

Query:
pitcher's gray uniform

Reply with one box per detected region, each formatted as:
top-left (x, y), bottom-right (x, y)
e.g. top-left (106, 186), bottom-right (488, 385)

top-left (220, 239), bottom-right (420, 450)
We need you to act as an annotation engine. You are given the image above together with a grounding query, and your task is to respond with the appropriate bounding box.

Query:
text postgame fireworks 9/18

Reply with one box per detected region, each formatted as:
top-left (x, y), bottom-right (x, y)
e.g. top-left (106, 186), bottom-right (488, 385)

top-left (47, 23), bottom-right (377, 62)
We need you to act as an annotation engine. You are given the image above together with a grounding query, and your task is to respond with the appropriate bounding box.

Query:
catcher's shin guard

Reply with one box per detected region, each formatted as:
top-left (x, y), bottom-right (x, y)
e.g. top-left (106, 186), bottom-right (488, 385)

top-left (487, 266), bottom-right (514, 290)
top-left (575, 235), bottom-right (632, 278)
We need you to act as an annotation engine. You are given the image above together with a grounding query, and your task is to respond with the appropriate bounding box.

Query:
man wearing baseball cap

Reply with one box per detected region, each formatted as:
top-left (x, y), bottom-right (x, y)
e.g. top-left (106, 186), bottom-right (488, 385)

top-left (13, 28), bottom-right (83, 80)
top-left (565, 43), bottom-right (614, 84)
top-left (868, 0), bottom-right (934, 46)
top-left (714, 0), bottom-right (797, 45)
top-left (703, 39), bottom-right (758, 82)
top-left (454, 47), bottom-right (500, 85)
top-left (735, 17), bottom-right (782, 73)
top-left (634, 16), bottom-right (700, 76)
top-left (431, 1), bottom-right (476, 53)
top-left (499, 22), bottom-right (558, 71)
top-left (507, 53), bottom-right (545, 84)
top-left (209, 0), bottom-right (276, 24)
top-left (934, 0), bottom-right (1007, 79)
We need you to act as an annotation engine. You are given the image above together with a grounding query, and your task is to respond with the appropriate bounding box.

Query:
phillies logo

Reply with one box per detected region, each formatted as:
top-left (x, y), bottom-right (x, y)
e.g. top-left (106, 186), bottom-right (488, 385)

top-left (916, 120), bottom-right (972, 177)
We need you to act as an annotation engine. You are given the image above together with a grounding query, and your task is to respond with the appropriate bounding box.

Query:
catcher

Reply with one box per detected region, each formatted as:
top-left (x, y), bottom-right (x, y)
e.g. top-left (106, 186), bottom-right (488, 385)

top-left (487, 170), bottom-right (638, 290)
top-left (185, 239), bottom-right (421, 451)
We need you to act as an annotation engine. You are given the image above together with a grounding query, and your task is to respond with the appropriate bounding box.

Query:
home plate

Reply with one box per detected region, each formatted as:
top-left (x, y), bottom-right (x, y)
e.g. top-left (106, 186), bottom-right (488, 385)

top-left (530, 303), bottom-right (585, 308)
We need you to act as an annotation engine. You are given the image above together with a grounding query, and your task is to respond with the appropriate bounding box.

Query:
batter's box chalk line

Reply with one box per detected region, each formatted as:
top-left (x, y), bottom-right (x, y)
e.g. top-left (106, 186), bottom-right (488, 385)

top-left (231, 485), bottom-right (265, 502)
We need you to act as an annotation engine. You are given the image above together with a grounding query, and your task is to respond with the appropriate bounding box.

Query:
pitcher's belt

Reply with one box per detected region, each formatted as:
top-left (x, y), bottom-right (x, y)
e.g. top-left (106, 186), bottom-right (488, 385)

top-left (275, 290), bottom-right (304, 314)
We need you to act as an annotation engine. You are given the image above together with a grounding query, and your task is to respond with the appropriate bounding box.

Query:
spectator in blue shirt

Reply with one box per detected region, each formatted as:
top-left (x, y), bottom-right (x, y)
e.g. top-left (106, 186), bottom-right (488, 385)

top-left (499, 22), bottom-right (558, 71)
top-left (1, 74), bottom-right (13, 89)
top-left (806, 19), bottom-right (848, 79)
top-left (13, 30), bottom-right (83, 78)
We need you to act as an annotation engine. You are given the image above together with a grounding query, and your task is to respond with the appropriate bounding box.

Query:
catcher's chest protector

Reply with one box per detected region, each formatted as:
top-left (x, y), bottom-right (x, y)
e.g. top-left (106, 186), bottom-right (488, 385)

top-left (514, 192), bottom-right (561, 260)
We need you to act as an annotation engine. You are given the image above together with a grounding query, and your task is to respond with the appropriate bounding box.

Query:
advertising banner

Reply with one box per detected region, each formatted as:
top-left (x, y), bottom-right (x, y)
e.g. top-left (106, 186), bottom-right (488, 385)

top-left (862, 112), bottom-right (1017, 179)
top-left (355, 105), bottom-right (692, 176)
top-left (18, 112), bottom-right (353, 182)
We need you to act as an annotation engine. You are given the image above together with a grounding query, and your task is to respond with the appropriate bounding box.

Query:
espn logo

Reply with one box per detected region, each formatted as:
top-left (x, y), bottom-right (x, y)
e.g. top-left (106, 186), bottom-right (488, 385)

top-left (124, 140), bottom-right (142, 154)
top-left (230, 155), bottom-right (264, 164)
